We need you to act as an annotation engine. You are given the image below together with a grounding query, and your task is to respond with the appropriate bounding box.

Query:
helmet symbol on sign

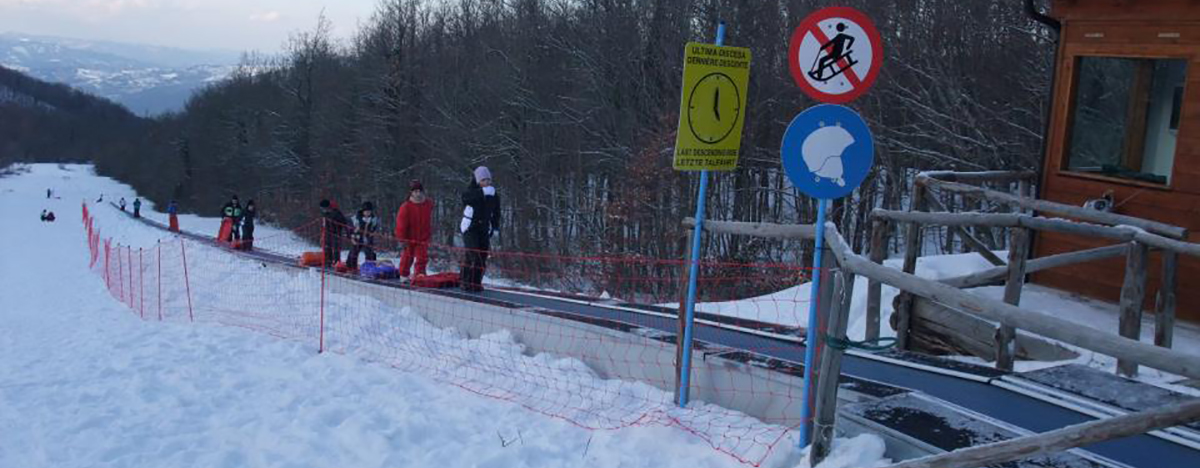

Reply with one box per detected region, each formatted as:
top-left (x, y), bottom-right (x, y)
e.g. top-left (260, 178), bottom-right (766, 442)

top-left (781, 104), bottom-right (874, 200)
top-left (801, 123), bottom-right (853, 187)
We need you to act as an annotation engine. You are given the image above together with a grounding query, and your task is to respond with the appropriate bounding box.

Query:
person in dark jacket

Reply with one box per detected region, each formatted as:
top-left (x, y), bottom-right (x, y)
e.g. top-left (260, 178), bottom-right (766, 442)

top-left (229, 196), bottom-right (244, 240)
top-left (459, 166), bottom-right (500, 292)
top-left (346, 201), bottom-right (380, 270)
top-left (132, 198), bottom-right (142, 218)
top-left (320, 199), bottom-right (350, 267)
top-left (242, 200), bottom-right (256, 241)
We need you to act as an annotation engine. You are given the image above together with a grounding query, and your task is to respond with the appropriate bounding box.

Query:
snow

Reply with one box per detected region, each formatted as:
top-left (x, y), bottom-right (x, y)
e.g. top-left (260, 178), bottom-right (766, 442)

top-left (2, 163), bottom-right (891, 467)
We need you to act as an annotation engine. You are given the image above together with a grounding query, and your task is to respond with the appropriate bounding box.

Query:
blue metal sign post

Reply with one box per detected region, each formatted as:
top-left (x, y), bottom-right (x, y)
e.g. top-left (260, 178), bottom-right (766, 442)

top-left (781, 104), bottom-right (874, 446)
top-left (678, 21), bottom-right (727, 408)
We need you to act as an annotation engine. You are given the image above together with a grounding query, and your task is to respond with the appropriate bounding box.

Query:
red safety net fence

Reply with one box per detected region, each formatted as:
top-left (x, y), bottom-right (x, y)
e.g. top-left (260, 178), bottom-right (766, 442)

top-left (82, 202), bottom-right (823, 466)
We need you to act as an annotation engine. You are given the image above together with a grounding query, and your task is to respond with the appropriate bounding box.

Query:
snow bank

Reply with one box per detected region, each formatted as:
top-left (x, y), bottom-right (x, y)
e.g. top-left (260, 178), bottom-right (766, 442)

top-left (2, 164), bottom-right (890, 467)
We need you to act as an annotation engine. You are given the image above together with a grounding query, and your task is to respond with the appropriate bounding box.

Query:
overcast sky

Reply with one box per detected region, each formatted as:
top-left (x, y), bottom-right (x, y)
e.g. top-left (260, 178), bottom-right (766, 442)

top-left (0, 0), bottom-right (380, 53)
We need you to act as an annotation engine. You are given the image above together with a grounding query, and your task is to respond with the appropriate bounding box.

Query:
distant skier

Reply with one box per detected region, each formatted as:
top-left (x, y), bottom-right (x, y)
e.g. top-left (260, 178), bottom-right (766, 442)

top-left (319, 199), bottom-right (350, 268)
top-left (44, 211), bottom-right (55, 222)
top-left (460, 167), bottom-right (500, 292)
top-left (346, 201), bottom-right (380, 270)
top-left (132, 198), bottom-right (142, 218)
top-left (96, 194), bottom-right (103, 203)
top-left (46, 188), bottom-right (51, 199)
top-left (242, 200), bottom-right (256, 242)
top-left (395, 179), bottom-right (434, 279)
top-left (40, 209), bottom-right (48, 221)
top-left (167, 200), bottom-right (180, 232)
top-left (119, 197), bottom-right (126, 212)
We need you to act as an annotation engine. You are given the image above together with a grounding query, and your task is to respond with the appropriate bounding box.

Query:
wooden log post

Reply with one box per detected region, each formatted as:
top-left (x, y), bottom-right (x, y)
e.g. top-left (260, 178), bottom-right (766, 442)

top-left (1155, 250), bottom-right (1178, 349)
top-left (1118, 241), bottom-right (1149, 378)
top-left (896, 182), bottom-right (927, 350)
top-left (878, 399), bottom-right (1200, 468)
top-left (810, 270), bottom-right (852, 466)
top-left (823, 227), bottom-right (1200, 380)
top-left (866, 219), bottom-right (888, 341)
top-left (996, 227), bottom-right (1029, 371)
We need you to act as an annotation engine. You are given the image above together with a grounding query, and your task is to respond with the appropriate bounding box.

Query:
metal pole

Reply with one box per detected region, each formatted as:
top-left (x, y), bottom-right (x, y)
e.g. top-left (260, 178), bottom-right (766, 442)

top-left (799, 198), bottom-right (828, 447)
top-left (157, 241), bottom-right (163, 321)
top-left (139, 247), bottom-right (145, 319)
top-left (678, 20), bottom-right (726, 408)
top-left (319, 219), bottom-right (327, 354)
top-left (179, 238), bottom-right (194, 322)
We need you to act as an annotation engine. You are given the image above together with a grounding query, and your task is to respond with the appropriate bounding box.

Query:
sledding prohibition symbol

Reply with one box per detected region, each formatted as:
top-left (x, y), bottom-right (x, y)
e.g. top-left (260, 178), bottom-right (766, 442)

top-left (789, 6), bottom-right (882, 104)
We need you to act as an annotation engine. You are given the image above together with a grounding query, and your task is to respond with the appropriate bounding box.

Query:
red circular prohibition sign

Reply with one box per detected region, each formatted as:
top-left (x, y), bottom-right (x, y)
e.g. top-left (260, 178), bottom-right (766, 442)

top-left (788, 6), bottom-right (883, 104)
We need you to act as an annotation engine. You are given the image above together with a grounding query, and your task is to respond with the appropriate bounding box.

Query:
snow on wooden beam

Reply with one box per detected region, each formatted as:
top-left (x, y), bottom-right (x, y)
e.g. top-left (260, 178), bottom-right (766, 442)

top-left (681, 218), bottom-right (816, 240)
top-left (917, 170), bottom-right (1038, 183)
top-left (871, 210), bottom-right (1200, 259)
top-left (940, 243), bottom-right (1129, 289)
top-left (915, 175), bottom-right (1187, 239)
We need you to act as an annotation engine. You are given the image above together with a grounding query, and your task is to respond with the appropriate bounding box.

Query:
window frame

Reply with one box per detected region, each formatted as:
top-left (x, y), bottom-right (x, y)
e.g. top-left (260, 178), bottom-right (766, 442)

top-left (1058, 53), bottom-right (1191, 189)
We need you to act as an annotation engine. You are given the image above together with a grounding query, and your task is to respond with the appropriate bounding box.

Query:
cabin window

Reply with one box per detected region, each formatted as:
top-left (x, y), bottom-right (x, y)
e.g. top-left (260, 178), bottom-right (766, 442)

top-left (1065, 57), bottom-right (1187, 185)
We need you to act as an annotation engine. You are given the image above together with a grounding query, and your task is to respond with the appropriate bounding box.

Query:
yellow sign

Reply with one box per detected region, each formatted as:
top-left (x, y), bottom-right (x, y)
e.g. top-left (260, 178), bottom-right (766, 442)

top-left (674, 42), bottom-right (752, 171)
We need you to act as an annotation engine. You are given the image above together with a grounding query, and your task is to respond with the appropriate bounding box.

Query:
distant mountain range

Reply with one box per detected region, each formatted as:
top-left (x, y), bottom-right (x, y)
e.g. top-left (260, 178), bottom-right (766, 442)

top-left (0, 32), bottom-right (243, 116)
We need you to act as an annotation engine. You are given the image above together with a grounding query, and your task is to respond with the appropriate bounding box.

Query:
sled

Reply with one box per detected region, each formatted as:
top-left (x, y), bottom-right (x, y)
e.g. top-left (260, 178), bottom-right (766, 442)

top-left (299, 251), bottom-right (324, 267)
top-left (411, 272), bottom-right (460, 289)
top-left (168, 214), bottom-right (179, 232)
top-left (359, 261), bottom-right (399, 280)
top-left (232, 239), bottom-right (253, 251)
top-left (217, 218), bottom-right (233, 243)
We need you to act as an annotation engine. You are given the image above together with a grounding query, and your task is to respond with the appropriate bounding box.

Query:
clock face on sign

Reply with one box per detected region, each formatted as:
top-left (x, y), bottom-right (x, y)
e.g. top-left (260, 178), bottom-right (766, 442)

top-left (687, 72), bottom-right (742, 144)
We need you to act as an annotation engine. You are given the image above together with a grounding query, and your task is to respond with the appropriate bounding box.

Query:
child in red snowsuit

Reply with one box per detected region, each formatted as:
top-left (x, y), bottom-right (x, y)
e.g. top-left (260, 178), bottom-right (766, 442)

top-left (395, 180), bottom-right (434, 278)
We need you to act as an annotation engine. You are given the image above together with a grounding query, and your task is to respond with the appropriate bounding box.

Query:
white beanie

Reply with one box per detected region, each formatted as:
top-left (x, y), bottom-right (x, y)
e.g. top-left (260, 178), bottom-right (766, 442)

top-left (474, 166), bottom-right (493, 183)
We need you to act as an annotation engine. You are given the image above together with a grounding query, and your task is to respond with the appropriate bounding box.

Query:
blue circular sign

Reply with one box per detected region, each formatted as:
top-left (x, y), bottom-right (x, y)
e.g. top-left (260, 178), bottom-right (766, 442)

top-left (781, 104), bottom-right (874, 199)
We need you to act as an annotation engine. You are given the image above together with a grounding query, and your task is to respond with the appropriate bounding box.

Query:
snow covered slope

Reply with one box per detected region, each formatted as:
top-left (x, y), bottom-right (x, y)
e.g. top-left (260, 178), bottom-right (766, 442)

top-left (0, 163), bottom-right (890, 468)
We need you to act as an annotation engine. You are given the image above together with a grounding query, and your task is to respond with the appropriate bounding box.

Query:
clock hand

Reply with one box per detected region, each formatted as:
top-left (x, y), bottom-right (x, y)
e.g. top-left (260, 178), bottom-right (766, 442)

top-left (713, 88), bottom-right (720, 121)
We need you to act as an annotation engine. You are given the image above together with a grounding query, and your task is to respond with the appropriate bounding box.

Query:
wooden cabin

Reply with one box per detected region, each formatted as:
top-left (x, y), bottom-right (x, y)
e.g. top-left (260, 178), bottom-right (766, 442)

top-left (1035, 0), bottom-right (1200, 322)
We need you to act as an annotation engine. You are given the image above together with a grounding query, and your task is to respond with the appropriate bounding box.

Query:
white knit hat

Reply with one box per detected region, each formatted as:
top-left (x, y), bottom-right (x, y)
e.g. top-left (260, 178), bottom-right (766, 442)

top-left (474, 166), bottom-right (493, 183)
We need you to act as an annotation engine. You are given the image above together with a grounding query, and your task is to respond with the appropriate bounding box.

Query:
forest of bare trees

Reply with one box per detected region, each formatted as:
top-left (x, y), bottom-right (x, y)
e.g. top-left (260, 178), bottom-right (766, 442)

top-left (75, 0), bottom-right (1054, 268)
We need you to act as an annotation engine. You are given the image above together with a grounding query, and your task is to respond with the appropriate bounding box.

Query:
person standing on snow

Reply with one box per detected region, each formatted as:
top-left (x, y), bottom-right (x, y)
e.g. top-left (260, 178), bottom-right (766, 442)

top-left (459, 167), bottom-right (500, 292)
top-left (167, 200), bottom-right (180, 232)
top-left (319, 199), bottom-right (350, 267)
top-left (119, 197), bottom-right (126, 212)
top-left (220, 197), bottom-right (234, 242)
top-left (346, 201), bottom-right (380, 270)
top-left (132, 198), bottom-right (142, 218)
top-left (229, 196), bottom-right (244, 240)
top-left (242, 200), bottom-right (257, 242)
top-left (395, 180), bottom-right (434, 279)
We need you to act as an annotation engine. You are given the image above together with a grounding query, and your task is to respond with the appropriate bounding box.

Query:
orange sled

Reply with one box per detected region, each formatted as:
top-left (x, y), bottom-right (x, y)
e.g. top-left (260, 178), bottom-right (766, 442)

top-left (299, 251), bottom-right (324, 267)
